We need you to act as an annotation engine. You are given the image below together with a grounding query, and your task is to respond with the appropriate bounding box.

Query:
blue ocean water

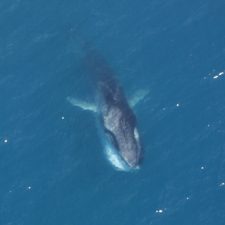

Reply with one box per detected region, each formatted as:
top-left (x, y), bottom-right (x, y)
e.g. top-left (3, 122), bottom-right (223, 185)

top-left (1, 0), bottom-right (225, 224)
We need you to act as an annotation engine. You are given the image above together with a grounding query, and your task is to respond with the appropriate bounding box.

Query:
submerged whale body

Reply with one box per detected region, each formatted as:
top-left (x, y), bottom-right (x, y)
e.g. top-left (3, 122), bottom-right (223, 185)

top-left (67, 47), bottom-right (148, 171)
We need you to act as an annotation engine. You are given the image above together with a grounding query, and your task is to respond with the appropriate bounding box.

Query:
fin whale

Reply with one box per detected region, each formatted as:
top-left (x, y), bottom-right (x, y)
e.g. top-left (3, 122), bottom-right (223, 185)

top-left (67, 47), bottom-right (148, 171)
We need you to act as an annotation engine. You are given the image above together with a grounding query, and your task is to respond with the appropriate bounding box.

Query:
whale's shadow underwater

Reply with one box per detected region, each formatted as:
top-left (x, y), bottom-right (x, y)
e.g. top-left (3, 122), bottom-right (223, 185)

top-left (67, 45), bottom-right (149, 171)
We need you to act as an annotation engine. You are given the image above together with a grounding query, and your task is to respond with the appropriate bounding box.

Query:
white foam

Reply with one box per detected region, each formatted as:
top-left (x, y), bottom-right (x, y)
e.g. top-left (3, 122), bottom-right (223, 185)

top-left (212, 71), bottom-right (224, 79)
top-left (155, 209), bottom-right (164, 214)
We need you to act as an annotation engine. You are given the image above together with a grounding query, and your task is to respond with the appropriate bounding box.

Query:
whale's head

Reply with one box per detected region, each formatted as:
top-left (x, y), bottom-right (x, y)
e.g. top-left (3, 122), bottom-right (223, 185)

top-left (103, 107), bottom-right (142, 170)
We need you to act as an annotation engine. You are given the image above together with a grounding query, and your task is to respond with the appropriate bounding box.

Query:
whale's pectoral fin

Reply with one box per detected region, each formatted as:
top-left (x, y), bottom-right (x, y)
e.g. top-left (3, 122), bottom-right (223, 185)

top-left (129, 89), bottom-right (149, 108)
top-left (66, 96), bottom-right (97, 112)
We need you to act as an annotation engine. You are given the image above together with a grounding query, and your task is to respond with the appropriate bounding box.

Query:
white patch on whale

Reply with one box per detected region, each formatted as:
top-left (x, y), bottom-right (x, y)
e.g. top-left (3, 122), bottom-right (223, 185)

top-left (134, 127), bottom-right (139, 141)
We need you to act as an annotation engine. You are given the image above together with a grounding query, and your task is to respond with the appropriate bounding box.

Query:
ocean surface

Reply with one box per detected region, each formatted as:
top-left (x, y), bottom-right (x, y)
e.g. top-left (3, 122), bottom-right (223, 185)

top-left (1, 0), bottom-right (225, 224)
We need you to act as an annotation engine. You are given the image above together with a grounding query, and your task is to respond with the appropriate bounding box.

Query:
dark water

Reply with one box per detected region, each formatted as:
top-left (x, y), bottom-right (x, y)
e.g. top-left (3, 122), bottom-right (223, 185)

top-left (1, 0), bottom-right (225, 225)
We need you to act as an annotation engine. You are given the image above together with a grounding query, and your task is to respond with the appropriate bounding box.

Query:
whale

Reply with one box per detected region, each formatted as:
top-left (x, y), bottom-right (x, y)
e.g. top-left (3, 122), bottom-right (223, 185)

top-left (67, 48), bottom-right (148, 171)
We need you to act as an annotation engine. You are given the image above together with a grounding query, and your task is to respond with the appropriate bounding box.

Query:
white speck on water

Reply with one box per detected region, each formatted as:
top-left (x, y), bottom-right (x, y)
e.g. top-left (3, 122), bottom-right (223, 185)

top-left (201, 166), bottom-right (205, 170)
top-left (27, 186), bottom-right (32, 190)
top-left (4, 139), bottom-right (8, 143)
top-left (212, 71), bottom-right (224, 79)
top-left (186, 196), bottom-right (190, 200)
top-left (61, 116), bottom-right (65, 120)
top-left (219, 182), bottom-right (225, 187)
top-left (155, 209), bottom-right (164, 214)
top-left (207, 124), bottom-right (210, 127)
top-left (176, 103), bottom-right (180, 107)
